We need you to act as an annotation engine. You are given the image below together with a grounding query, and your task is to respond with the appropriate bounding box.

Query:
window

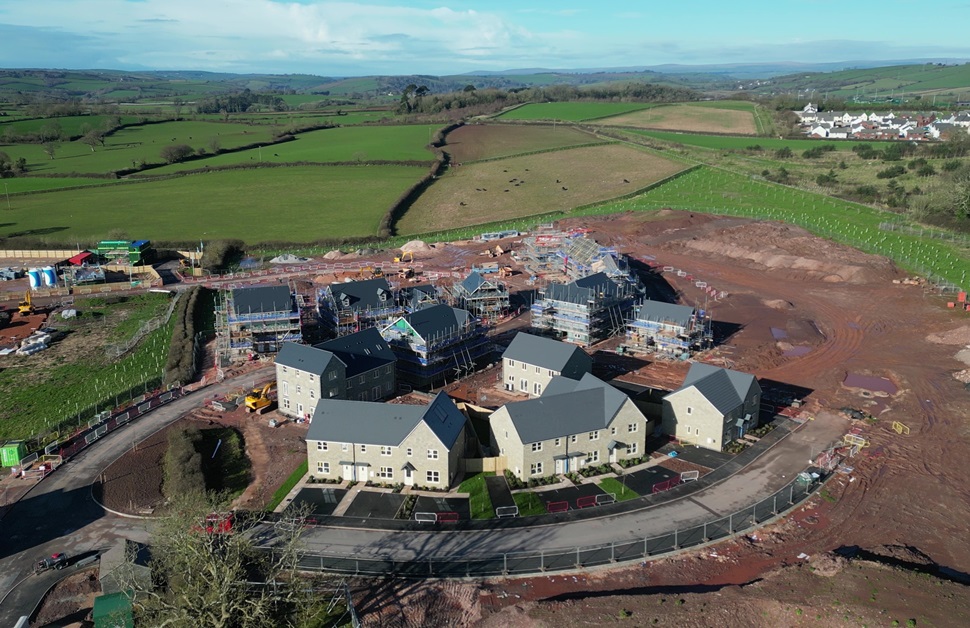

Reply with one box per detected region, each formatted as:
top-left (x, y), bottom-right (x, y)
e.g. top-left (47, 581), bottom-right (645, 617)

top-left (530, 462), bottom-right (543, 476)
top-left (282, 366), bottom-right (288, 373)
top-left (309, 374), bottom-right (315, 382)
top-left (385, 365), bottom-right (393, 375)
top-left (309, 390), bottom-right (315, 399)
top-left (508, 359), bottom-right (515, 367)
top-left (508, 374), bottom-right (515, 382)
top-left (555, 438), bottom-right (561, 447)
top-left (427, 449), bottom-right (439, 460)
top-left (519, 378), bottom-right (528, 391)
top-left (309, 406), bottom-right (315, 417)
top-left (297, 403), bottom-right (304, 414)
top-left (381, 446), bottom-right (392, 456)
top-left (426, 470), bottom-right (440, 484)
top-left (547, 369), bottom-right (554, 376)
top-left (282, 382), bottom-right (289, 395)
top-left (406, 448), bottom-right (413, 457)
top-left (611, 426), bottom-right (617, 435)
top-left (317, 441), bottom-right (328, 451)
top-left (627, 442), bottom-right (638, 455)
top-left (628, 423), bottom-right (638, 433)
top-left (533, 382), bottom-right (542, 395)
top-left (283, 398), bottom-right (291, 410)
top-left (373, 370), bottom-right (380, 379)
top-left (360, 444), bottom-right (367, 453)
top-left (686, 406), bottom-right (693, 415)
top-left (329, 371), bottom-right (338, 381)
top-left (521, 362), bottom-right (526, 371)
top-left (535, 366), bottom-right (541, 374)
top-left (296, 385), bottom-right (302, 395)
top-left (378, 467), bottom-right (393, 479)
top-left (587, 450), bottom-right (599, 463)
top-left (570, 435), bottom-right (577, 444)
top-left (589, 431), bottom-right (599, 441)
top-left (531, 442), bottom-right (542, 452)
top-left (341, 443), bottom-right (349, 452)
top-left (317, 461), bottom-right (330, 474)
top-left (329, 388), bottom-right (338, 398)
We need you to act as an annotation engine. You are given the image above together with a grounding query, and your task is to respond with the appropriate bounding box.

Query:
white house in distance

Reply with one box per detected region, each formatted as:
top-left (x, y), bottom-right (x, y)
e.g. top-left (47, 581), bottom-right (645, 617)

top-left (501, 332), bottom-right (593, 397)
top-left (662, 363), bottom-right (762, 452)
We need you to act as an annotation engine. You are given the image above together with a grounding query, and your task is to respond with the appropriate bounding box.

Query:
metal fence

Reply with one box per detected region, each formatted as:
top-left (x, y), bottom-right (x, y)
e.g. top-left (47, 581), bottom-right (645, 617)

top-left (294, 472), bottom-right (824, 578)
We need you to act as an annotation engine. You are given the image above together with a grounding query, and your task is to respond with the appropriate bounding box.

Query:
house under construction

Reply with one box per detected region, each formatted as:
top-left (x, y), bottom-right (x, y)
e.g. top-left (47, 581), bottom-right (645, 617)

top-left (626, 300), bottom-right (713, 357)
top-left (380, 303), bottom-right (491, 390)
top-left (318, 278), bottom-right (405, 337)
top-left (530, 272), bottom-right (638, 346)
top-left (217, 284), bottom-right (304, 362)
top-left (519, 225), bottom-right (636, 284)
top-left (450, 270), bottom-right (510, 321)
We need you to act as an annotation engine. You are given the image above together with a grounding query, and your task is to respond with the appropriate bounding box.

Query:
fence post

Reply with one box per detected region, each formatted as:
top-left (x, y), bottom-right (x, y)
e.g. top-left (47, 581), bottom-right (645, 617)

top-left (703, 522), bottom-right (708, 542)
top-left (540, 550), bottom-right (545, 572)
top-left (575, 547), bottom-right (581, 568)
top-left (644, 537), bottom-right (649, 557)
top-left (789, 483), bottom-right (795, 505)
top-left (752, 504), bottom-right (757, 524)
top-left (355, 559), bottom-right (359, 575)
top-left (728, 513), bottom-right (734, 534)
top-left (610, 542), bottom-right (616, 563)
top-left (503, 553), bottom-right (508, 575)
top-left (673, 528), bottom-right (679, 550)
top-left (773, 494), bottom-right (778, 515)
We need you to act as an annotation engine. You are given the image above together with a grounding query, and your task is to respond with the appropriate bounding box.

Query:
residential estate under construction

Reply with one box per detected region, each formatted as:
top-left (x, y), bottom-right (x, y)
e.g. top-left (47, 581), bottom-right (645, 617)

top-left (216, 284), bottom-right (306, 363)
top-left (530, 272), bottom-right (639, 346)
top-left (626, 299), bottom-right (713, 357)
top-left (450, 270), bottom-right (510, 321)
top-left (518, 225), bottom-right (636, 284)
top-left (317, 277), bottom-right (406, 337)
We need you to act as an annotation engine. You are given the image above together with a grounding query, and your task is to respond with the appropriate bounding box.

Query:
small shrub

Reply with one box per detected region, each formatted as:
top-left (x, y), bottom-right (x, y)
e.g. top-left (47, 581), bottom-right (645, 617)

top-left (774, 147), bottom-right (792, 159)
top-left (618, 609), bottom-right (632, 618)
top-left (942, 159), bottom-right (961, 171)
top-left (916, 164), bottom-right (936, 177)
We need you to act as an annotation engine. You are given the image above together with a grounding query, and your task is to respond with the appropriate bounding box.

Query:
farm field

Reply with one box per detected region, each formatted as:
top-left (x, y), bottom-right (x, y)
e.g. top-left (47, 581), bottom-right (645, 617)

top-left (0, 293), bottom-right (173, 440)
top-left (2, 120), bottom-right (278, 175)
top-left (396, 144), bottom-right (686, 235)
top-left (0, 114), bottom-right (142, 138)
top-left (2, 165), bottom-right (423, 243)
top-left (596, 103), bottom-right (758, 134)
top-left (626, 129), bottom-right (878, 151)
top-left (497, 101), bottom-right (654, 122)
top-left (600, 166), bottom-right (967, 288)
top-left (0, 177), bottom-right (120, 194)
top-left (147, 124), bottom-right (439, 174)
top-left (442, 124), bottom-right (604, 163)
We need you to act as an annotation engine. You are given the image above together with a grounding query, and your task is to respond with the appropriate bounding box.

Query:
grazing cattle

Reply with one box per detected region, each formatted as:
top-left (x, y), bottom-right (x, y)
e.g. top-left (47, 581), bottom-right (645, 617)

top-left (623, 179), bottom-right (629, 183)
top-left (562, 186), bottom-right (568, 191)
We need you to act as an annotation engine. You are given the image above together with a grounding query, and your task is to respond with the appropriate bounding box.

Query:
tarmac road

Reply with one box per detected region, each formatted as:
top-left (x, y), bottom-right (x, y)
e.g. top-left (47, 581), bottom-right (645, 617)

top-left (0, 365), bottom-right (274, 626)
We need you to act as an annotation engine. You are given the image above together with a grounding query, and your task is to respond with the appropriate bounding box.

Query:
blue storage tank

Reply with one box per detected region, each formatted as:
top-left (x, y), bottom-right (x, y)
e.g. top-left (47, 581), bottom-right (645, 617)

top-left (27, 269), bottom-right (42, 290)
top-left (41, 266), bottom-right (56, 287)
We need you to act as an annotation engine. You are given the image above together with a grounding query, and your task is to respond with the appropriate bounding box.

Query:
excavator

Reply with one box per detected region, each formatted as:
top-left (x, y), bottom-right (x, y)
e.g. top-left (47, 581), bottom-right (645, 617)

top-left (393, 251), bottom-right (414, 264)
top-left (244, 382), bottom-right (277, 414)
top-left (18, 291), bottom-right (34, 317)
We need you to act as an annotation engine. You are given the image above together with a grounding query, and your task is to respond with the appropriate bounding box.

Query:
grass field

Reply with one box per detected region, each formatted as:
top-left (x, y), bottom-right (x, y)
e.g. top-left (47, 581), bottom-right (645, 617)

top-left (627, 129), bottom-right (878, 151)
top-left (1, 177), bottom-right (120, 194)
top-left (3, 120), bottom-right (278, 175)
top-left (0, 114), bottom-right (142, 138)
top-left (458, 472), bottom-right (495, 519)
top-left (595, 103), bottom-right (758, 134)
top-left (397, 144), bottom-right (687, 235)
top-left (443, 124), bottom-right (604, 163)
top-left (266, 459), bottom-right (308, 511)
top-left (0, 293), bottom-right (173, 440)
top-left (598, 166), bottom-right (967, 289)
top-left (2, 165), bottom-right (424, 244)
top-left (147, 124), bottom-right (439, 174)
top-left (497, 102), bottom-right (654, 122)
top-left (512, 491), bottom-right (547, 517)
top-left (597, 477), bottom-right (640, 502)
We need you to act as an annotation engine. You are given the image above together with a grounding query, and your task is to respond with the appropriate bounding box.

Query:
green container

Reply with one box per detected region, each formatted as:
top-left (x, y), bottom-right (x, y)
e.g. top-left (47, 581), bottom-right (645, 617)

top-left (0, 440), bottom-right (27, 467)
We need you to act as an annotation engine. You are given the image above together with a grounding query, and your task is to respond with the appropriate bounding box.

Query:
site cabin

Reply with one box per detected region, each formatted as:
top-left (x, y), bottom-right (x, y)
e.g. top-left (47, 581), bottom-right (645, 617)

top-left (0, 440), bottom-right (27, 467)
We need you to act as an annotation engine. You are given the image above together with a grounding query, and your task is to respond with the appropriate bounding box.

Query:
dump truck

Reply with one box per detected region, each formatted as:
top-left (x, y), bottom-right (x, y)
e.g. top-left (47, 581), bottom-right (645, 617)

top-left (244, 382), bottom-right (276, 414)
top-left (34, 552), bottom-right (69, 573)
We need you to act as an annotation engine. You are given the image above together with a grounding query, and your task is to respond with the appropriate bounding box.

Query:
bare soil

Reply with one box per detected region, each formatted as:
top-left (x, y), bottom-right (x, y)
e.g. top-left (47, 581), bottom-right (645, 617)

top-left (32, 568), bottom-right (100, 628)
top-left (443, 124), bottom-right (603, 163)
top-left (599, 104), bottom-right (758, 134)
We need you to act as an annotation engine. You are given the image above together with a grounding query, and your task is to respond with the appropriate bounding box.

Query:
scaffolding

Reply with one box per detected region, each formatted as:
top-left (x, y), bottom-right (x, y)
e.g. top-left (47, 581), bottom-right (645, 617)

top-left (519, 227), bottom-right (636, 285)
top-left (382, 312), bottom-right (492, 390)
top-left (450, 271), bottom-right (510, 322)
top-left (318, 281), bottom-right (406, 338)
top-left (530, 274), bottom-right (638, 346)
top-left (626, 301), bottom-right (713, 356)
top-left (215, 283), bottom-right (306, 364)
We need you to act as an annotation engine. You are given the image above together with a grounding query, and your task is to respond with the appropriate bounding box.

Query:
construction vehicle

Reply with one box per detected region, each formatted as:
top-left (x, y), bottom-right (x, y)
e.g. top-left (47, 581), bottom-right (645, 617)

top-left (34, 552), bottom-right (69, 573)
top-left (360, 266), bottom-right (383, 278)
top-left (498, 266), bottom-right (514, 278)
top-left (398, 267), bottom-right (414, 280)
top-left (393, 251), bottom-right (414, 264)
top-left (18, 291), bottom-right (34, 317)
top-left (245, 382), bottom-right (277, 414)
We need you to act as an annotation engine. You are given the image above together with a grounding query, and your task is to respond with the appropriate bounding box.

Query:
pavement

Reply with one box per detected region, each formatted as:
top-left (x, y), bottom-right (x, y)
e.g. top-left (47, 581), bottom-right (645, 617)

top-left (0, 365), bottom-right (274, 626)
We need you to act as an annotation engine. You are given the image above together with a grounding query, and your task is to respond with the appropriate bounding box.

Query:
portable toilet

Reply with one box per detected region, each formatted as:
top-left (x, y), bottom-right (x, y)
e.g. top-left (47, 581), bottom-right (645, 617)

top-left (27, 268), bottom-right (42, 290)
top-left (1, 440), bottom-right (27, 467)
top-left (41, 266), bottom-right (56, 287)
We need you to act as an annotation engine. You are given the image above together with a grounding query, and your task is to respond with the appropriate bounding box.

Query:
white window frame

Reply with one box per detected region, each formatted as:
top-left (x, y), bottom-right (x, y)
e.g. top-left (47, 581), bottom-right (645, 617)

top-left (427, 449), bottom-right (439, 460)
top-left (360, 444), bottom-right (366, 453)
top-left (381, 446), bottom-right (392, 456)
top-left (407, 447), bottom-right (413, 457)
top-left (317, 461), bottom-right (329, 474)
top-left (589, 430), bottom-right (599, 441)
top-left (317, 441), bottom-right (328, 451)
top-left (530, 461), bottom-right (543, 476)
top-left (531, 442), bottom-right (542, 452)
top-left (628, 423), bottom-right (638, 433)
top-left (554, 438), bottom-right (561, 447)
top-left (426, 470), bottom-right (440, 484)
top-left (627, 442), bottom-right (639, 455)
top-left (378, 467), bottom-right (393, 479)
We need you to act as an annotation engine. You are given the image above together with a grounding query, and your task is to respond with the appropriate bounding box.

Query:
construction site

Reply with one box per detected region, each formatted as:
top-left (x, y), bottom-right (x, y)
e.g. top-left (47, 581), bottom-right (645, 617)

top-left (317, 277), bottom-right (406, 337)
top-left (215, 283), bottom-right (315, 363)
top-left (626, 299), bottom-right (713, 357)
top-left (517, 224), bottom-right (636, 285)
top-left (530, 272), bottom-right (639, 346)
top-left (450, 270), bottom-right (510, 322)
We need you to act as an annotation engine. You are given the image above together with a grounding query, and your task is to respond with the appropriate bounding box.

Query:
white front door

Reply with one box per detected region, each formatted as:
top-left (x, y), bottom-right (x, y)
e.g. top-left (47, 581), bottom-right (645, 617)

top-left (404, 468), bottom-right (414, 485)
top-left (609, 449), bottom-right (617, 464)
top-left (357, 465), bottom-right (369, 482)
top-left (342, 464), bottom-right (354, 481)
top-left (555, 458), bottom-right (564, 474)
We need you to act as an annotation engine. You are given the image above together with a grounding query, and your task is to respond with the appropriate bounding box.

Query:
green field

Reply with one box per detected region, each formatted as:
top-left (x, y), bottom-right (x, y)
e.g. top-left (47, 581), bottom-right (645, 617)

top-left (3, 120), bottom-right (279, 175)
top-left (758, 63), bottom-right (970, 99)
top-left (458, 472), bottom-right (495, 519)
top-left (148, 124), bottom-right (439, 174)
top-left (497, 102), bottom-right (654, 122)
top-left (0, 114), bottom-right (142, 138)
top-left (2, 165), bottom-right (424, 244)
top-left (0, 177), bottom-right (120, 194)
top-left (0, 293), bottom-right (174, 440)
top-left (512, 491), bottom-right (547, 517)
top-left (628, 129), bottom-right (878, 151)
top-left (597, 477), bottom-right (640, 502)
top-left (599, 166), bottom-right (967, 289)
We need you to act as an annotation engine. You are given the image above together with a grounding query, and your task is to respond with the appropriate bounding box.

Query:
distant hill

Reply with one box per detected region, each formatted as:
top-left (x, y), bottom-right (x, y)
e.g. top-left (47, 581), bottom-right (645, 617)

top-left (748, 62), bottom-right (970, 100)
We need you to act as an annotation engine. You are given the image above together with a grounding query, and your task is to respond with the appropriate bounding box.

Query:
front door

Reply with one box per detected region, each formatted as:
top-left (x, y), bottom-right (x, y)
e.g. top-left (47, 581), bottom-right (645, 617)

top-left (404, 468), bottom-right (414, 485)
top-left (609, 448), bottom-right (617, 464)
top-left (555, 458), bottom-right (564, 474)
top-left (357, 465), bottom-right (369, 482)
top-left (342, 464), bottom-right (354, 482)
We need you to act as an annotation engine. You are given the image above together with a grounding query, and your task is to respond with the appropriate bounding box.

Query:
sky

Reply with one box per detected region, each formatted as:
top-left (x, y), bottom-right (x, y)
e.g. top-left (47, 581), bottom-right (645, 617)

top-left (2, 0), bottom-right (970, 76)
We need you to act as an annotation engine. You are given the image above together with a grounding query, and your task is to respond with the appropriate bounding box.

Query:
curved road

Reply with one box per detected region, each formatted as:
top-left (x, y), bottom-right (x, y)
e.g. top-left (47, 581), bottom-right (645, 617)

top-left (0, 363), bottom-right (845, 624)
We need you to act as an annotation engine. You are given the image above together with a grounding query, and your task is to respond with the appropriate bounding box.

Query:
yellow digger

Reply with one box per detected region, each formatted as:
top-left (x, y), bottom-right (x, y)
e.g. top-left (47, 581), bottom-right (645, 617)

top-left (245, 382), bottom-right (277, 414)
top-left (18, 291), bottom-right (35, 317)
top-left (393, 251), bottom-right (414, 264)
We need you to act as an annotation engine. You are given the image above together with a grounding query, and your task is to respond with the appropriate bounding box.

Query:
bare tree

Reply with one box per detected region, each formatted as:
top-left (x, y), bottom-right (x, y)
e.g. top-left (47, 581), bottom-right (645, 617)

top-left (42, 141), bottom-right (59, 160)
top-left (81, 129), bottom-right (104, 152)
top-left (173, 97), bottom-right (185, 120)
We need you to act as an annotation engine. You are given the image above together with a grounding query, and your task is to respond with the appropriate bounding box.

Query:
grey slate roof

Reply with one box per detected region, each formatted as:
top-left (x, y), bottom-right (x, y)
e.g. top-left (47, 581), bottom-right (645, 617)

top-left (329, 278), bottom-right (394, 311)
top-left (542, 272), bottom-right (620, 305)
top-left (678, 362), bottom-right (759, 416)
top-left (635, 300), bottom-right (696, 327)
top-left (315, 327), bottom-right (395, 378)
top-left (307, 391), bottom-right (465, 448)
top-left (502, 332), bottom-right (592, 375)
top-left (231, 285), bottom-right (294, 314)
top-left (401, 284), bottom-right (439, 311)
top-left (401, 304), bottom-right (473, 342)
top-left (276, 342), bottom-right (337, 375)
top-left (503, 373), bottom-right (628, 443)
top-left (459, 270), bottom-right (488, 295)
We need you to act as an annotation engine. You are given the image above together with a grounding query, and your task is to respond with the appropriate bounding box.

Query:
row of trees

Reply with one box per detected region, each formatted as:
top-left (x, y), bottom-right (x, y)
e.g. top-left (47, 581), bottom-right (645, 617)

top-left (194, 89), bottom-right (288, 115)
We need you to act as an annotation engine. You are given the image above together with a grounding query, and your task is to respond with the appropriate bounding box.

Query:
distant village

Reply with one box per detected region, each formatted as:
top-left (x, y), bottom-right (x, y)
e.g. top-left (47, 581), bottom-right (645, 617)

top-left (795, 103), bottom-right (970, 140)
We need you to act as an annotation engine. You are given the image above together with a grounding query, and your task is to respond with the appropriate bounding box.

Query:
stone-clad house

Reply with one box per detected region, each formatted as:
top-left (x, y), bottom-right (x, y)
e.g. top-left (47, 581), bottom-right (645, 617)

top-left (490, 373), bottom-right (650, 480)
top-left (306, 392), bottom-right (468, 488)
top-left (500, 332), bottom-right (593, 397)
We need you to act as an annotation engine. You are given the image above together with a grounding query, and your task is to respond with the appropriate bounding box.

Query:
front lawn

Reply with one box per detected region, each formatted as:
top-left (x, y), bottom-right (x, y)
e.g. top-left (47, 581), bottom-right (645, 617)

top-left (458, 472), bottom-right (495, 519)
top-left (512, 492), bottom-right (547, 517)
top-left (597, 477), bottom-right (641, 502)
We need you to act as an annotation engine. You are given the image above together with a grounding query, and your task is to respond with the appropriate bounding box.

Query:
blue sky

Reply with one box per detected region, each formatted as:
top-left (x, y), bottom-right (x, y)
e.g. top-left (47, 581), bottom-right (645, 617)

top-left (1, 0), bottom-right (969, 75)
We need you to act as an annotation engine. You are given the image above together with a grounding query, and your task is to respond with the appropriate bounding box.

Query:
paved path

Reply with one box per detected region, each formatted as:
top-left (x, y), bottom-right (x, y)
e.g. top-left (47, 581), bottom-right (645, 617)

top-left (0, 366), bottom-right (274, 626)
